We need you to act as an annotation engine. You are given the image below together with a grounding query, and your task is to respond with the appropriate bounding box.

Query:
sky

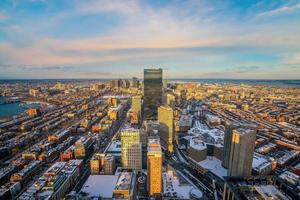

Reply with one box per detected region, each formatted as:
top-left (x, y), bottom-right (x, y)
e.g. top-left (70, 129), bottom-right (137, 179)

top-left (0, 0), bottom-right (300, 79)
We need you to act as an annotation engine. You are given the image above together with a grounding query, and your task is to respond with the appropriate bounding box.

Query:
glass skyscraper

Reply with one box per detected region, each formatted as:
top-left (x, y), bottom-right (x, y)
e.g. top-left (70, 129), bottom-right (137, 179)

top-left (143, 68), bottom-right (163, 119)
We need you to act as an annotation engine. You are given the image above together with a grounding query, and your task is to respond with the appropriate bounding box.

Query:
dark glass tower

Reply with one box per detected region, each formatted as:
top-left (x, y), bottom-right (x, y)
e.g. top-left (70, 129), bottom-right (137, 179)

top-left (143, 68), bottom-right (163, 119)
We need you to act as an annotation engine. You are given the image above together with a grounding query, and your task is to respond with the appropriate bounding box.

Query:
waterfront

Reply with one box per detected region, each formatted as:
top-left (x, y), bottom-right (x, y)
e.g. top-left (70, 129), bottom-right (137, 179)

top-left (0, 96), bottom-right (25, 118)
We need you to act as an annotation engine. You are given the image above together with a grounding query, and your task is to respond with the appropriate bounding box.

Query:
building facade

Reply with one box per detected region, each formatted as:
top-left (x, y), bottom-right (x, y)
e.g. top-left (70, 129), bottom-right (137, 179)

top-left (121, 129), bottom-right (142, 170)
top-left (147, 137), bottom-right (162, 196)
top-left (131, 96), bottom-right (142, 115)
top-left (158, 105), bottom-right (174, 153)
top-left (143, 68), bottom-right (163, 119)
top-left (90, 153), bottom-right (115, 175)
top-left (222, 122), bottom-right (238, 169)
top-left (228, 128), bottom-right (257, 176)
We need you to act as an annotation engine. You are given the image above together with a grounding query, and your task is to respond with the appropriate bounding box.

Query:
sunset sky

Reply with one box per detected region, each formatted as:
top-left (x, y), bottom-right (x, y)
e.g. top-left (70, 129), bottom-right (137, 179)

top-left (0, 0), bottom-right (300, 79)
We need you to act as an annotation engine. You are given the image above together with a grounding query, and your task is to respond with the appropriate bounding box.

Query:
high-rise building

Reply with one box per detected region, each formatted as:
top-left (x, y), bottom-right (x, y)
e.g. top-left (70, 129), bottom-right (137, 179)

top-left (130, 96), bottom-right (142, 124)
top-left (222, 122), bottom-right (238, 169)
top-left (143, 68), bottom-right (163, 119)
top-left (228, 128), bottom-right (257, 177)
top-left (158, 105), bottom-right (174, 153)
top-left (223, 123), bottom-right (257, 169)
top-left (132, 77), bottom-right (139, 88)
top-left (147, 137), bottom-right (162, 196)
top-left (121, 129), bottom-right (142, 170)
top-left (131, 96), bottom-right (142, 115)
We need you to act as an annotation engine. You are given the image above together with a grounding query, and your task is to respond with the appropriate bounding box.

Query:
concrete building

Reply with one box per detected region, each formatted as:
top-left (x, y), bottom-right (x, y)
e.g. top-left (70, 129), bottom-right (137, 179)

top-left (143, 68), bottom-right (163, 119)
top-left (222, 122), bottom-right (238, 169)
top-left (158, 105), bottom-right (174, 153)
top-left (187, 137), bottom-right (207, 162)
top-left (121, 129), bottom-right (142, 170)
top-left (223, 122), bottom-right (257, 169)
top-left (223, 177), bottom-right (292, 200)
top-left (228, 128), bottom-right (257, 177)
top-left (90, 153), bottom-right (116, 175)
top-left (147, 137), bottom-right (162, 197)
top-left (113, 172), bottom-right (137, 200)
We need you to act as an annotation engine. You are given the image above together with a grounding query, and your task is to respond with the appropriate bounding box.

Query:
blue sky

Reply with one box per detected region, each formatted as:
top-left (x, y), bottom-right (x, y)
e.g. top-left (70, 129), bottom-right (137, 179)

top-left (0, 0), bottom-right (300, 79)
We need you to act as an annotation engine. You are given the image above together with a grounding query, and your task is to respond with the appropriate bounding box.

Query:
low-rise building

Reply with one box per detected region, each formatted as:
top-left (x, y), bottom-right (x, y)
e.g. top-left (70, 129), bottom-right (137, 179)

top-left (113, 172), bottom-right (137, 200)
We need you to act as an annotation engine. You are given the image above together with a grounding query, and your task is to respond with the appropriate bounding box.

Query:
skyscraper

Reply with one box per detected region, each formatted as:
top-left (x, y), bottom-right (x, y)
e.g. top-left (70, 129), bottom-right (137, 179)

top-left (158, 105), bottom-right (174, 153)
top-left (147, 137), bottom-right (162, 197)
top-left (143, 68), bottom-right (163, 119)
top-left (132, 77), bottom-right (139, 88)
top-left (131, 96), bottom-right (142, 115)
top-left (228, 128), bottom-right (257, 176)
top-left (222, 121), bottom-right (238, 169)
top-left (121, 128), bottom-right (142, 170)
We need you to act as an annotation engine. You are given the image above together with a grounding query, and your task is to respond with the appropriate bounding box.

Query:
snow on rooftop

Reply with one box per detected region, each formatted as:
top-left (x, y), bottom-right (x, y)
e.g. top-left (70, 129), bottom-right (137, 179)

top-left (163, 170), bottom-right (202, 199)
top-left (188, 120), bottom-right (224, 147)
top-left (105, 140), bottom-right (121, 155)
top-left (189, 137), bottom-right (207, 151)
top-left (80, 175), bottom-right (118, 198)
top-left (254, 185), bottom-right (289, 200)
top-left (198, 156), bottom-right (227, 179)
top-left (252, 153), bottom-right (269, 168)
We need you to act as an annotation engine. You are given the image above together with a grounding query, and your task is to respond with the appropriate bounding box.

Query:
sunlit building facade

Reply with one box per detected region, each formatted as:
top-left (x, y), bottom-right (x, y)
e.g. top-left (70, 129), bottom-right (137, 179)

top-left (147, 137), bottom-right (162, 196)
top-left (158, 105), bottom-right (174, 153)
top-left (121, 129), bottom-right (142, 170)
top-left (228, 128), bottom-right (257, 176)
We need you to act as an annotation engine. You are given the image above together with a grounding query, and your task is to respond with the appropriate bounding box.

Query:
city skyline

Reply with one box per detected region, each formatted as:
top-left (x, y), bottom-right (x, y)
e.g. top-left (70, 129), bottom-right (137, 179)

top-left (0, 68), bottom-right (299, 199)
top-left (1, 0), bottom-right (300, 79)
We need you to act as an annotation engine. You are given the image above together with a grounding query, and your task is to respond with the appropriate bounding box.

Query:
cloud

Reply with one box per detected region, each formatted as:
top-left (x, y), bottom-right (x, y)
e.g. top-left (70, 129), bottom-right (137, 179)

top-left (76, 0), bottom-right (140, 15)
top-left (281, 53), bottom-right (300, 66)
top-left (257, 3), bottom-right (300, 17)
top-left (0, 63), bottom-right (76, 71)
top-left (1, 0), bottom-right (300, 79)
top-left (200, 66), bottom-right (261, 77)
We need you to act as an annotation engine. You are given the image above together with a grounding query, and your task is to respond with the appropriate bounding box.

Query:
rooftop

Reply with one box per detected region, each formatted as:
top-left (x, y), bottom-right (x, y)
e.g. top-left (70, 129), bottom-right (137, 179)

top-left (241, 185), bottom-right (289, 200)
top-left (163, 170), bottom-right (202, 199)
top-left (80, 175), bottom-right (118, 198)
top-left (114, 172), bottom-right (134, 191)
top-left (198, 156), bottom-right (227, 179)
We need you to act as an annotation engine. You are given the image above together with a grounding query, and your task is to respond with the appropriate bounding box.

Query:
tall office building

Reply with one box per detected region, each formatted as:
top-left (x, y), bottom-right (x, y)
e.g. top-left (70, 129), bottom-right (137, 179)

top-left (121, 129), bottom-right (142, 170)
top-left (132, 77), bottom-right (139, 88)
top-left (147, 137), bottom-right (162, 196)
top-left (131, 96), bottom-right (142, 115)
top-left (222, 122), bottom-right (238, 169)
top-left (228, 128), bottom-right (257, 177)
top-left (143, 68), bottom-right (163, 119)
top-left (158, 105), bottom-right (174, 153)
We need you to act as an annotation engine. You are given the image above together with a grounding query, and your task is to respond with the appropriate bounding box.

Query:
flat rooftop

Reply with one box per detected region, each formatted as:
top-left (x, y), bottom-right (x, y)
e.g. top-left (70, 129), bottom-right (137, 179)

top-left (198, 156), bottom-right (227, 179)
top-left (240, 185), bottom-right (289, 200)
top-left (114, 172), bottom-right (133, 191)
top-left (80, 175), bottom-right (118, 198)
